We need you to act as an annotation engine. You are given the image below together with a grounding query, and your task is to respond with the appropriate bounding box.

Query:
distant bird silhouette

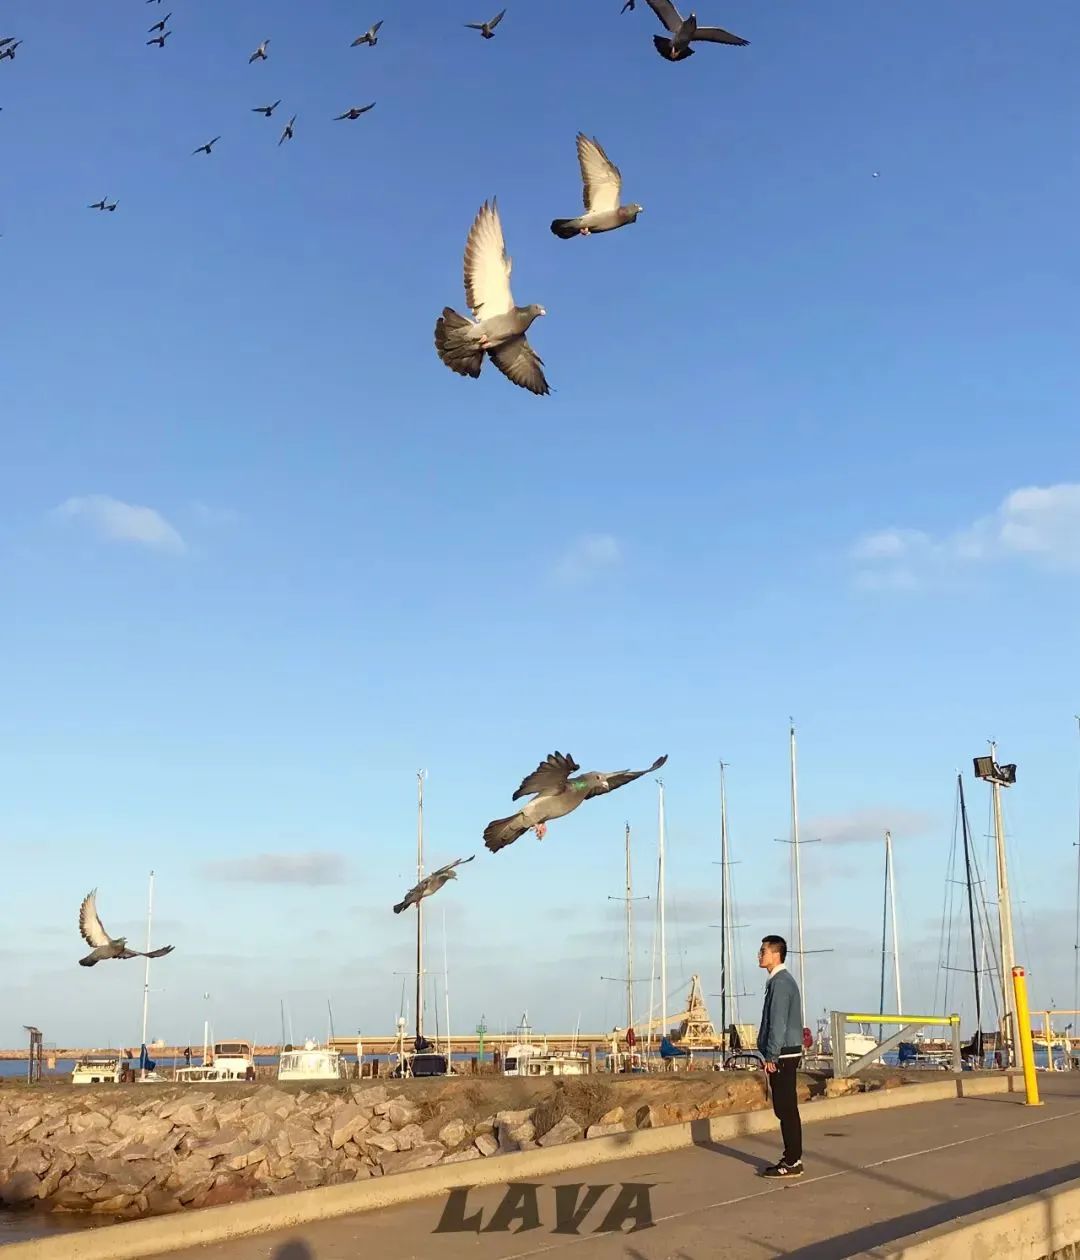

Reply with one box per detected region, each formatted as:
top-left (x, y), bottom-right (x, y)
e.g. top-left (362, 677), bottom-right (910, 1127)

top-left (147, 31), bottom-right (172, 48)
top-left (334, 104), bottom-right (375, 120)
top-left (148, 13), bottom-right (171, 33)
top-left (278, 114), bottom-right (296, 145)
top-left (249, 39), bottom-right (269, 63)
top-left (252, 100), bottom-right (282, 117)
top-left (78, 890), bottom-right (176, 968)
top-left (105, 200), bottom-right (118, 212)
top-left (88, 198), bottom-right (108, 211)
top-left (351, 21), bottom-right (383, 47)
top-left (0, 40), bottom-right (23, 60)
top-left (465, 8), bottom-right (506, 38)
top-left (192, 135), bottom-right (221, 155)
top-left (622, 0), bottom-right (636, 10)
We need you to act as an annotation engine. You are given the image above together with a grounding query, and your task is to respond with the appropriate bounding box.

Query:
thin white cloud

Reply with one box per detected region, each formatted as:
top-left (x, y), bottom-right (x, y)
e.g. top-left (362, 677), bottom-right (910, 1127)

top-left (552, 533), bottom-right (622, 585)
top-left (200, 852), bottom-right (348, 886)
top-left (54, 494), bottom-right (186, 554)
top-left (851, 483), bottom-right (1080, 588)
top-left (803, 806), bottom-right (935, 846)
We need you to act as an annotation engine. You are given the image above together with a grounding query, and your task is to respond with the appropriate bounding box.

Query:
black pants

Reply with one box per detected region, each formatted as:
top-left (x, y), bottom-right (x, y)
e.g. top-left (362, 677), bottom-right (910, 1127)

top-left (768, 1053), bottom-right (802, 1163)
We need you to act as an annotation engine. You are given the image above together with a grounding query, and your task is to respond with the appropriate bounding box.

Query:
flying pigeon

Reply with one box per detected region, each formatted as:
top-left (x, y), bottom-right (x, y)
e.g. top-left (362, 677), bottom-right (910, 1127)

top-left (551, 133), bottom-right (643, 239)
top-left (278, 114), bottom-right (296, 145)
top-left (334, 103), bottom-right (375, 120)
top-left (252, 100), bottom-right (282, 117)
top-left (393, 856), bottom-right (474, 914)
top-left (1, 40), bottom-right (23, 59)
top-left (434, 199), bottom-right (549, 396)
top-left (484, 752), bottom-right (668, 852)
top-left (78, 890), bottom-right (176, 967)
top-left (88, 198), bottom-right (108, 210)
top-left (192, 135), bottom-right (221, 155)
top-left (249, 39), bottom-right (269, 63)
top-left (645, 0), bottom-right (747, 60)
top-left (352, 21), bottom-right (384, 47)
top-left (465, 9), bottom-right (506, 38)
top-left (147, 31), bottom-right (172, 48)
top-left (148, 14), bottom-right (171, 33)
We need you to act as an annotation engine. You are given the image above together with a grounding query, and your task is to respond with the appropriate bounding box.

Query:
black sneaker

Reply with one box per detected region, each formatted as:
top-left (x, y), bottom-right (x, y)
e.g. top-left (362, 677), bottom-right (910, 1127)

top-left (762, 1159), bottom-right (803, 1178)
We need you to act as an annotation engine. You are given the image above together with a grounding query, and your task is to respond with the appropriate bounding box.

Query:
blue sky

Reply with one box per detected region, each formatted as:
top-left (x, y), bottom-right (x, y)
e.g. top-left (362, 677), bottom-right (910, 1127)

top-left (1, 0), bottom-right (1079, 1053)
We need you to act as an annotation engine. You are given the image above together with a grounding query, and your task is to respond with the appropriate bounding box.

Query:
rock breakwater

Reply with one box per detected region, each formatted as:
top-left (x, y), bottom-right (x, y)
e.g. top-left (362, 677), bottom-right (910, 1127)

top-left (0, 1070), bottom-right (887, 1220)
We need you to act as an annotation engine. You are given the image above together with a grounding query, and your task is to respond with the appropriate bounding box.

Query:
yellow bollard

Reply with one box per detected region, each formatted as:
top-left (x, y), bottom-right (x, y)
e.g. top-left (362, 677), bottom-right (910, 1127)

top-left (1011, 966), bottom-right (1042, 1106)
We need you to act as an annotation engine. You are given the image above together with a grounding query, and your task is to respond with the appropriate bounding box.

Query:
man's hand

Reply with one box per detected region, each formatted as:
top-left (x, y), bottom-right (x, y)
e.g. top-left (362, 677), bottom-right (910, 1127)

top-left (764, 1060), bottom-right (778, 1074)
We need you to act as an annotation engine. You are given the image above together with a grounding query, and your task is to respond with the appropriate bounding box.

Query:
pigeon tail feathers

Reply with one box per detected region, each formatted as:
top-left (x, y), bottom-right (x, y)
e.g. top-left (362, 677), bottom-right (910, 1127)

top-left (653, 34), bottom-right (693, 58)
top-left (435, 307), bottom-right (484, 378)
top-left (550, 218), bottom-right (582, 239)
top-left (484, 812), bottom-right (530, 853)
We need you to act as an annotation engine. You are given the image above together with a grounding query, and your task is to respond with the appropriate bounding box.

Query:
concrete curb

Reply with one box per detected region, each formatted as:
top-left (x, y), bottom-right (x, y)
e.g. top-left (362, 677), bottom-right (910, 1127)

top-left (849, 1172), bottom-right (1080, 1259)
top-left (3, 1074), bottom-right (1017, 1259)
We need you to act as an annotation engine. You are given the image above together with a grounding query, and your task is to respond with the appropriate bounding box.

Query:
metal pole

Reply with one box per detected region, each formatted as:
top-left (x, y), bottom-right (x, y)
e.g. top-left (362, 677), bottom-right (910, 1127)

top-left (879, 836), bottom-right (889, 1045)
top-left (140, 871), bottom-right (154, 1079)
top-left (958, 775), bottom-right (983, 1052)
top-left (1073, 717), bottom-right (1080, 1021)
top-left (443, 907), bottom-right (451, 1073)
top-left (658, 780), bottom-right (668, 1045)
top-left (1011, 967), bottom-right (1042, 1106)
top-left (625, 823), bottom-right (635, 1036)
top-left (790, 724), bottom-right (807, 1020)
top-left (416, 770), bottom-right (425, 1046)
top-left (990, 744), bottom-right (1018, 1065)
top-left (888, 831), bottom-right (903, 1015)
top-left (720, 762), bottom-right (729, 1046)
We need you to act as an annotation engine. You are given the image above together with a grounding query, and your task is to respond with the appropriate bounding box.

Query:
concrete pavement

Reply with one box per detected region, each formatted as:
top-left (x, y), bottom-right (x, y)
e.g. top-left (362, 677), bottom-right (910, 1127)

top-left (161, 1075), bottom-right (1080, 1260)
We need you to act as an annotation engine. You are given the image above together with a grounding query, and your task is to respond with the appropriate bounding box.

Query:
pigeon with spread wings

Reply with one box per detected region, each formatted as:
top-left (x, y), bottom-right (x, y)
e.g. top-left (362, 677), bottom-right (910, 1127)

top-left (646, 0), bottom-right (748, 60)
top-left (551, 133), bottom-right (642, 240)
top-left (434, 199), bottom-right (549, 396)
top-left (484, 752), bottom-right (668, 852)
top-left (78, 890), bottom-right (176, 967)
top-left (393, 856), bottom-right (475, 914)
top-left (465, 9), bottom-right (506, 38)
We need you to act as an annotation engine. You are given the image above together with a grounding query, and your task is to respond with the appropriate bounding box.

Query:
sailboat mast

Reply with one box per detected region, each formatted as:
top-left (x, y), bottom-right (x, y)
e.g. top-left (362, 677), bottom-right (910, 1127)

top-left (416, 770), bottom-right (425, 1046)
top-left (878, 838), bottom-right (888, 1041)
top-left (140, 870), bottom-right (154, 1076)
top-left (719, 761), bottom-right (729, 1045)
top-left (658, 779), bottom-right (668, 1043)
top-left (624, 823), bottom-right (635, 1035)
top-left (988, 742), bottom-right (1018, 1065)
top-left (1073, 716), bottom-right (1080, 1020)
top-left (958, 775), bottom-right (983, 1042)
top-left (790, 724), bottom-right (807, 1017)
top-left (443, 907), bottom-right (452, 1072)
top-left (887, 830), bottom-right (902, 1013)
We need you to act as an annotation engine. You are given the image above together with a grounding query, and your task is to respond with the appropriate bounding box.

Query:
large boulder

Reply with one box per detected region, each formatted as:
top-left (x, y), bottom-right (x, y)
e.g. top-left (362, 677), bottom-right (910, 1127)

top-left (438, 1119), bottom-right (467, 1149)
top-left (473, 1133), bottom-right (498, 1157)
top-left (386, 1099), bottom-right (420, 1128)
top-left (378, 1143), bottom-right (445, 1175)
top-left (0, 1170), bottom-right (41, 1205)
top-left (537, 1116), bottom-right (583, 1147)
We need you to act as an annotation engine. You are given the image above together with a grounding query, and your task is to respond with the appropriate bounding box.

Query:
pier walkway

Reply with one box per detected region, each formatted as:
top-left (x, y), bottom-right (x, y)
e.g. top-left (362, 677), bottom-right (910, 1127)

top-left (163, 1075), bottom-right (1080, 1260)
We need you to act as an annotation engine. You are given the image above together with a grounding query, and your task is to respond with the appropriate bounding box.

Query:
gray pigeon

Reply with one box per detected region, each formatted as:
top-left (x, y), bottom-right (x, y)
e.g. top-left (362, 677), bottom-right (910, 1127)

top-left (252, 100), bottom-right (282, 117)
top-left (278, 114), bottom-right (296, 145)
top-left (249, 39), bottom-right (270, 63)
top-left (334, 104), bottom-right (375, 120)
top-left (0, 40), bottom-right (22, 60)
top-left (393, 856), bottom-right (474, 914)
top-left (352, 21), bottom-right (384, 47)
top-left (551, 133), bottom-right (642, 240)
top-left (78, 890), bottom-right (176, 967)
top-left (147, 31), bottom-right (171, 48)
top-left (646, 0), bottom-right (747, 60)
top-left (484, 752), bottom-right (668, 853)
top-left (465, 8), bottom-right (506, 38)
top-left (434, 199), bottom-right (549, 396)
top-left (148, 14), bottom-right (171, 33)
top-left (192, 135), bottom-right (221, 155)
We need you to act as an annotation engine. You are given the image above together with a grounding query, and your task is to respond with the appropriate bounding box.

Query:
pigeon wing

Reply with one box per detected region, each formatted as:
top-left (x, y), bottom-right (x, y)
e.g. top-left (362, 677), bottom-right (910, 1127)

top-left (429, 854), bottom-right (476, 880)
top-left (463, 199), bottom-right (515, 319)
top-left (692, 25), bottom-right (749, 45)
top-left (512, 752), bottom-right (580, 802)
top-left (489, 8), bottom-right (507, 28)
top-left (489, 337), bottom-right (550, 396)
top-left (576, 133), bottom-right (622, 214)
top-left (79, 890), bottom-right (112, 948)
top-left (583, 754), bottom-right (668, 799)
top-left (646, 0), bottom-right (684, 33)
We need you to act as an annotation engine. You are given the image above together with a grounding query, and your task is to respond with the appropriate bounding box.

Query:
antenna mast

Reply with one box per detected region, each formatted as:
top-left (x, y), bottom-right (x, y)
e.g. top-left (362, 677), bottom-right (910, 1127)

top-left (416, 770), bottom-right (426, 1047)
top-left (139, 870), bottom-right (154, 1079)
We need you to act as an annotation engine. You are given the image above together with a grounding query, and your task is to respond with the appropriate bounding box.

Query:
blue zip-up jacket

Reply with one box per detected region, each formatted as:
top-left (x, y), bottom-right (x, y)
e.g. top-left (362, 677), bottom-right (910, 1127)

top-left (757, 966), bottom-right (803, 1063)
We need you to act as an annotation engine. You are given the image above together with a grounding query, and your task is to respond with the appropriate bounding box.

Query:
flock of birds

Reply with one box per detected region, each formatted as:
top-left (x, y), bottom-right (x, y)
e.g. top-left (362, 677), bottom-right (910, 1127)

top-left (70, 751), bottom-right (668, 964)
top-left (393, 750), bottom-right (668, 914)
top-left (2, 1), bottom-right (754, 393)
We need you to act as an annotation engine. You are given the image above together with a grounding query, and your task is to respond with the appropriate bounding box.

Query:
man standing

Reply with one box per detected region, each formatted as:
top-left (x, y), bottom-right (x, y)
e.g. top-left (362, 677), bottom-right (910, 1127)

top-left (757, 934), bottom-right (804, 1178)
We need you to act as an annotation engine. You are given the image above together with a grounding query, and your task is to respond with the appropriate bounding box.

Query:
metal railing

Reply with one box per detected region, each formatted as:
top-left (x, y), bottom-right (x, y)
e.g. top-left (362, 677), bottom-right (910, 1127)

top-left (830, 1011), bottom-right (961, 1078)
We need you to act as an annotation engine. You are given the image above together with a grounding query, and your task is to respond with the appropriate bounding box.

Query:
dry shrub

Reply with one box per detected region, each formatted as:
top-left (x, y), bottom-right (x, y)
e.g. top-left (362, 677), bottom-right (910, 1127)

top-left (531, 1079), bottom-right (616, 1138)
